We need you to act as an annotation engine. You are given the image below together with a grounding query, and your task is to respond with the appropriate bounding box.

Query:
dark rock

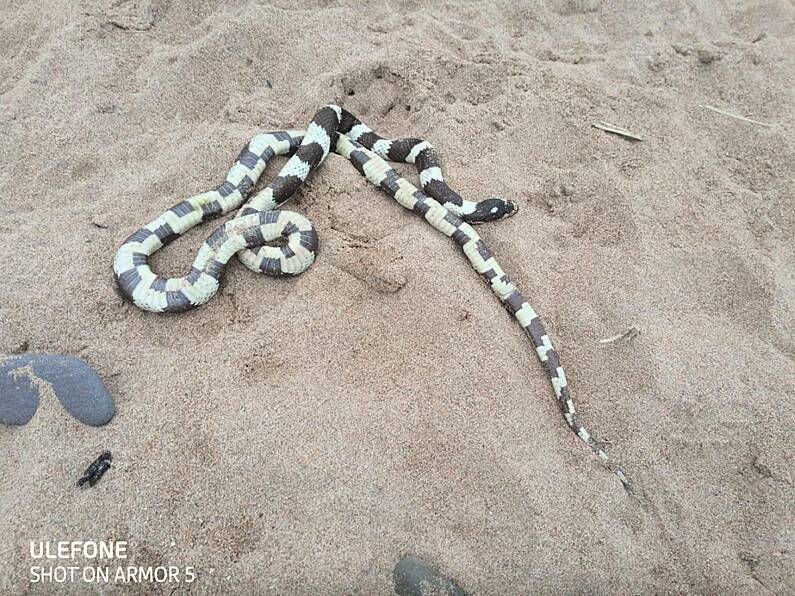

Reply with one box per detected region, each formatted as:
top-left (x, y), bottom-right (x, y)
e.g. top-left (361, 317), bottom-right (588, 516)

top-left (0, 354), bottom-right (115, 426)
top-left (393, 556), bottom-right (465, 596)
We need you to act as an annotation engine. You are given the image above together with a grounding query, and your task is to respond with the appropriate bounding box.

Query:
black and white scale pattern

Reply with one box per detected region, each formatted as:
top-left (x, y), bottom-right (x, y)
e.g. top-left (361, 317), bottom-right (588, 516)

top-left (113, 128), bottom-right (312, 312)
top-left (336, 109), bottom-right (518, 223)
top-left (113, 105), bottom-right (515, 313)
top-left (112, 104), bottom-right (627, 487)
top-left (335, 134), bottom-right (629, 489)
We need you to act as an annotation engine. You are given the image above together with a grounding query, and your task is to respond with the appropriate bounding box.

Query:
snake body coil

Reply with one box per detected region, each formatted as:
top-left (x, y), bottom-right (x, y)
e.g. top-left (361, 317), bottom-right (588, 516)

top-left (113, 105), bottom-right (628, 489)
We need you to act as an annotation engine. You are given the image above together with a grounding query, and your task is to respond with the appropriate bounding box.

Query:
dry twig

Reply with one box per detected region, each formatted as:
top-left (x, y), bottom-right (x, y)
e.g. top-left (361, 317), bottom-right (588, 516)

top-left (591, 121), bottom-right (643, 141)
top-left (599, 326), bottom-right (640, 344)
top-left (698, 104), bottom-right (771, 128)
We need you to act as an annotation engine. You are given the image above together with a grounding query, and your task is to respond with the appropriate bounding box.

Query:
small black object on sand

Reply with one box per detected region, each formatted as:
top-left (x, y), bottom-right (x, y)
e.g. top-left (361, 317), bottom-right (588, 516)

top-left (78, 451), bottom-right (112, 487)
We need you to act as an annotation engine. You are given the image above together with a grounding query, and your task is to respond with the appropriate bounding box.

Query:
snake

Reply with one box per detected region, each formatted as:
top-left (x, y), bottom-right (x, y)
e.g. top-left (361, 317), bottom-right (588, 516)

top-left (112, 104), bottom-right (629, 489)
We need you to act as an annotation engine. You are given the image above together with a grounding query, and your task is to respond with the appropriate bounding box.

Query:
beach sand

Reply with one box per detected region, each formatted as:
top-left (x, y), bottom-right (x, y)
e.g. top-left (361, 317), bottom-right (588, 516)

top-left (1, 0), bottom-right (793, 593)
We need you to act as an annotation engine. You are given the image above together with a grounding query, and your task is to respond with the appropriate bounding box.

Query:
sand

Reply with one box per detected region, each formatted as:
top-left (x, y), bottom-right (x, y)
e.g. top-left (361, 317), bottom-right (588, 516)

top-left (1, 0), bottom-right (793, 593)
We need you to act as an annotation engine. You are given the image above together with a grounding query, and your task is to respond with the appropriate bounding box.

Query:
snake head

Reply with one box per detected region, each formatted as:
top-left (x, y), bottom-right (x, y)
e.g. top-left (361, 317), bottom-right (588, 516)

top-left (466, 198), bottom-right (518, 223)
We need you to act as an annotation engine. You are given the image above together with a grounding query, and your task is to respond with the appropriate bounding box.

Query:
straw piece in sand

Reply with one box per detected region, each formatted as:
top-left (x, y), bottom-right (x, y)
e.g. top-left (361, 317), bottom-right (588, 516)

top-left (591, 121), bottom-right (643, 141)
top-left (698, 104), bottom-right (771, 127)
top-left (599, 326), bottom-right (640, 344)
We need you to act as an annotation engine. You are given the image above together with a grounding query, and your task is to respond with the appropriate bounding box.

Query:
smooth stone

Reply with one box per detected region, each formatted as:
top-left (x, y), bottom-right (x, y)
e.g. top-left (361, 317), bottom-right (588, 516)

top-left (0, 361), bottom-right (40, 425)
top-left (393, 556), bottom-right (465, 596)
top-left (0, 354), bottom-right (115, 426)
